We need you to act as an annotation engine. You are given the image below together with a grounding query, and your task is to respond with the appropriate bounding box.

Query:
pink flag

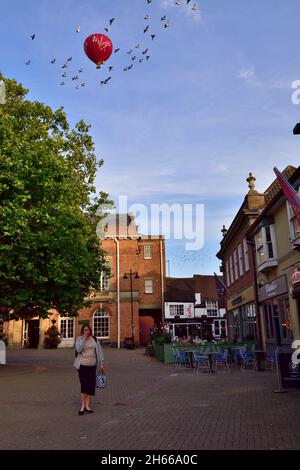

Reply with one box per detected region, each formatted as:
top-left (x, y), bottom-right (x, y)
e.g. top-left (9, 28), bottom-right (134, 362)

top-left (274, 167), bottom-right (300, 225)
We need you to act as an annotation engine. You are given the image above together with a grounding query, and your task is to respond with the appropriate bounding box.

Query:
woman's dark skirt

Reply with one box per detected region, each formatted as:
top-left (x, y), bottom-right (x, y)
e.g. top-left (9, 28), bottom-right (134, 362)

top-left (78, 365), bottom-right (97, 396)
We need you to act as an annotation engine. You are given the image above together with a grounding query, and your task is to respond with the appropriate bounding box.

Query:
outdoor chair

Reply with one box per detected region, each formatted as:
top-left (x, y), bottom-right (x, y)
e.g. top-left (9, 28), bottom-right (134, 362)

top-left (239, 350), bottom-right (257, 372)
top-left (192, 350), bottom-right (210, 374)
top-left (234, 346), bottom-right (247, 365)
top-left (172, 348), bottom-right (190, 368)
top-left (213, 349), bottom-right (230, 373)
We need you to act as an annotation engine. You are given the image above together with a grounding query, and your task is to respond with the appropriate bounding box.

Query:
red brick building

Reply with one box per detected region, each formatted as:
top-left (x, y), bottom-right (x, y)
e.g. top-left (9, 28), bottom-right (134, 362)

top-left (68, 214), bottom-right (166, 348)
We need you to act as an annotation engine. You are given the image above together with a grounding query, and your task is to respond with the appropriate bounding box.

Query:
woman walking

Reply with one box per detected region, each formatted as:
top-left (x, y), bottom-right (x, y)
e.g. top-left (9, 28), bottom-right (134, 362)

top-left (74, 325), bottom-right (104, 415)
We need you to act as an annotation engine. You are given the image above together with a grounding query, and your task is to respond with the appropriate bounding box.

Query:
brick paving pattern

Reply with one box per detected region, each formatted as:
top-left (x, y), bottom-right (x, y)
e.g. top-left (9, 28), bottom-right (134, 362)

top-left (0, 347), bottom-right (299, 450)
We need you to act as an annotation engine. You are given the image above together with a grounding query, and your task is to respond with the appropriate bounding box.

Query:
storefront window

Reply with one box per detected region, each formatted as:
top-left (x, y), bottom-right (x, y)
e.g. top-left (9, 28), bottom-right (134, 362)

top-left (278, 298), bottom-right (292, 340)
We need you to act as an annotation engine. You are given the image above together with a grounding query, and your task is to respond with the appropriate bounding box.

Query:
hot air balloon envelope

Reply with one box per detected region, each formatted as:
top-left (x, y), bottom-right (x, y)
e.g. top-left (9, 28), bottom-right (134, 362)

top-left (84, 33), bottom-right (113, 68)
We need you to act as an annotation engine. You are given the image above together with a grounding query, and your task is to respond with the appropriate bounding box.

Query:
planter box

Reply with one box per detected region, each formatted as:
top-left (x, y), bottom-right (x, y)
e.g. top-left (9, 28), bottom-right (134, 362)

top-left (152, 342), bottom-right (175, 364)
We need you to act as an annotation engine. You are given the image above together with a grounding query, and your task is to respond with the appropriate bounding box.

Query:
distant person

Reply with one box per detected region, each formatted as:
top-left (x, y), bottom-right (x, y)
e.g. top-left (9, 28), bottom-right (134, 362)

top-left (193, 336), bottom-right (201, 345)
top-left (74, 325), bottom-right (104, 416)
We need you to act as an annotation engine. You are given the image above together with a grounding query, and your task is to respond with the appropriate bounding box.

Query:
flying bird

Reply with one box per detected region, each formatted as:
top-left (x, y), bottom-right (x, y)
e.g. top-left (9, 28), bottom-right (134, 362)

top-left (76, 26), bottom-right (80, 33)
top-left (30, 34), bottom-right (36, 40)
top-left (114, 48), bottom-right (120, 53)
top-left (144, 25), bottom-right (149, 33)
top-left (109, 18), bottom-right (115, 25)
top-left (25, 60), bottom-right (31, 65)
top-left (151, 34), bottom-right (156, 40)
top-left (164, 21), bottom-right (170, 28)
top-left (51, 59), bottom-right (56, 64)
top-left (142, 48), bottom-right (149, 55)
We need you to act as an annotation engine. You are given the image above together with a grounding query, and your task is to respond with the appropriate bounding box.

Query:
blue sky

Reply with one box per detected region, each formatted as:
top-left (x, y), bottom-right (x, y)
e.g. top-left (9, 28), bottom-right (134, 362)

top-left (1, 0), bottom-right (300, 277)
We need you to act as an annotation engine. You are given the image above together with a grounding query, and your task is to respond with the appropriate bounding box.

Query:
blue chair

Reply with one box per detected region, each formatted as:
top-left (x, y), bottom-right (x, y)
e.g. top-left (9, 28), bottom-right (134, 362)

top-left (192, 350), bottom-right (210, 373)
top-left (239, 350), bottom-right (257, 371)
top-left (213, 349), bottom-right (230, 373)
top-left (172, 348), bottom-right (189, 368)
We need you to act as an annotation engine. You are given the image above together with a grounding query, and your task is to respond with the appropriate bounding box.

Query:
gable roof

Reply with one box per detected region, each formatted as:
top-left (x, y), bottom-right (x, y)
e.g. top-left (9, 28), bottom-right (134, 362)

top-left (165, 275), bottom-right (224, 305)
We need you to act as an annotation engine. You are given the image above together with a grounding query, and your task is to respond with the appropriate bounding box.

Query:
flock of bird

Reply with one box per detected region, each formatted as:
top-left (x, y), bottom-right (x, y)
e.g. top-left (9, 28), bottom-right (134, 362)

top-left (25, 0), bottom-right (199, 90)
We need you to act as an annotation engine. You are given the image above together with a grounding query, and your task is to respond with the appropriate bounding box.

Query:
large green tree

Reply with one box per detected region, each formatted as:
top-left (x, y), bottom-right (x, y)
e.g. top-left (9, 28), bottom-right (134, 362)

top-left (0, 74), bottom-right (112, 319)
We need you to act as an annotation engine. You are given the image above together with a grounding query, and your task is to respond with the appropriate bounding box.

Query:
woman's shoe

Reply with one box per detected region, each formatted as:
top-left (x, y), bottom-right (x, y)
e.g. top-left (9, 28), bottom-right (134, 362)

top-left (85, 408), bottom-right (94, 414)
top-left (78, 410), bottom-right (85, 416)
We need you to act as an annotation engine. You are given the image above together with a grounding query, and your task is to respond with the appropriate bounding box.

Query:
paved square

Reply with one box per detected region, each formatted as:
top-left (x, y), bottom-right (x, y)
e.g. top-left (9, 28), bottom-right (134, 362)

top-left (0, 348), bottom-right (299, 450)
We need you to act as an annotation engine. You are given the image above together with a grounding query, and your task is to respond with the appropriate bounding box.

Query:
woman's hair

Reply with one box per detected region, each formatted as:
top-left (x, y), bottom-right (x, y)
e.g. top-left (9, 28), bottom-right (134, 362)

top-left (81, 324), bottom-right (92, 336)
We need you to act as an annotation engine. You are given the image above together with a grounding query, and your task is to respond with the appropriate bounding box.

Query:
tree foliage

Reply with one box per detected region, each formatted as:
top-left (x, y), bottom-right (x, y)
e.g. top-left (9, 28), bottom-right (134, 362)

top-left (0, 74), bottom-right (113, 319)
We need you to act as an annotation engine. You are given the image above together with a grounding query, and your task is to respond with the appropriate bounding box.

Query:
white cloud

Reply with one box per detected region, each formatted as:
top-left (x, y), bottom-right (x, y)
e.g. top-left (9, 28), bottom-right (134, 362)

top-left (236, 66), bottom-right (260, 86)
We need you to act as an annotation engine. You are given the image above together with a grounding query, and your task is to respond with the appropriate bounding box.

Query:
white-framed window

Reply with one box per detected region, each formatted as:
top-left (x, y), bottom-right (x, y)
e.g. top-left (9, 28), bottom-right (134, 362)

top-left (145, 279), bottom-right (154, 294)
top-left (206, 300), bottom-right (219, 317)
top-left (169, 304), bottom-right (184, 316)
top-left (100, 273), bottom-right (110, 292)
top-left (226, 260), bottom-right (230, 287)
top-left (233, 250), bottom-right (238, 281)
top-left (243, 239), bottom-right (250, 272)
top-left (229, 256), bottom-right (234, 284)
top-left (238, 244), bottom-right (244, 276)
top-left (287, 187), bottom-right (300, 244)
top-left (144, 245), bottom-right (152, 259)
top-left (214, 319), bottom-right (227, 337)
top-left (93, 309), bottom-right (110, 339)
top-left (60, 317), bottom-right (75, 339)
top-left (255, 225), bottom-right (278, 268)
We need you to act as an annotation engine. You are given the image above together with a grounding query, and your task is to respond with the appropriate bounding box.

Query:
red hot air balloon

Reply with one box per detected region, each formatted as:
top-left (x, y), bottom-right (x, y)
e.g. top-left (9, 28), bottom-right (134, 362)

top-left (84, 33), bottom-right (113, 68)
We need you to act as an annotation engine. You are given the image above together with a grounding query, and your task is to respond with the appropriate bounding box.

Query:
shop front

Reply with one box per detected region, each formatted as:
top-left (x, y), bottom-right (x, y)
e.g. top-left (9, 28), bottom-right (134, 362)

top-left (259, 274), bottom-right (293, 353)
top-left (226, 285), bottom-right (257, 342)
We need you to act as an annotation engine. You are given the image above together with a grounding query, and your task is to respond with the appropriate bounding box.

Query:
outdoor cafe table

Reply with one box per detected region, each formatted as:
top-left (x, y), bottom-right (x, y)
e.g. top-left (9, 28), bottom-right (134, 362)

top-left (182, 349), bottom-right (217, 373)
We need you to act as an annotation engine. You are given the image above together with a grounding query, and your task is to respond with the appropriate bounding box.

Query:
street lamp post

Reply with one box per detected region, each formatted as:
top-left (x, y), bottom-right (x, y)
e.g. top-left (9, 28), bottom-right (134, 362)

top-left (123, 270), bottom-right (139, 345)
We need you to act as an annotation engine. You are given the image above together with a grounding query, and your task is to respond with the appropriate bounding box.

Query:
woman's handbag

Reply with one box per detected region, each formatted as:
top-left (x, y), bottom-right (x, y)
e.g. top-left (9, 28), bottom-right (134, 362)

top-left (96, 373), bottom-right (107, 389)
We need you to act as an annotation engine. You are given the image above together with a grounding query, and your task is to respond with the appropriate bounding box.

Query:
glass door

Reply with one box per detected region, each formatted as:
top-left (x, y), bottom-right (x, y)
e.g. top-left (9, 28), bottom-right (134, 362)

top-left (59, 317), bottom-right (75, 348)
